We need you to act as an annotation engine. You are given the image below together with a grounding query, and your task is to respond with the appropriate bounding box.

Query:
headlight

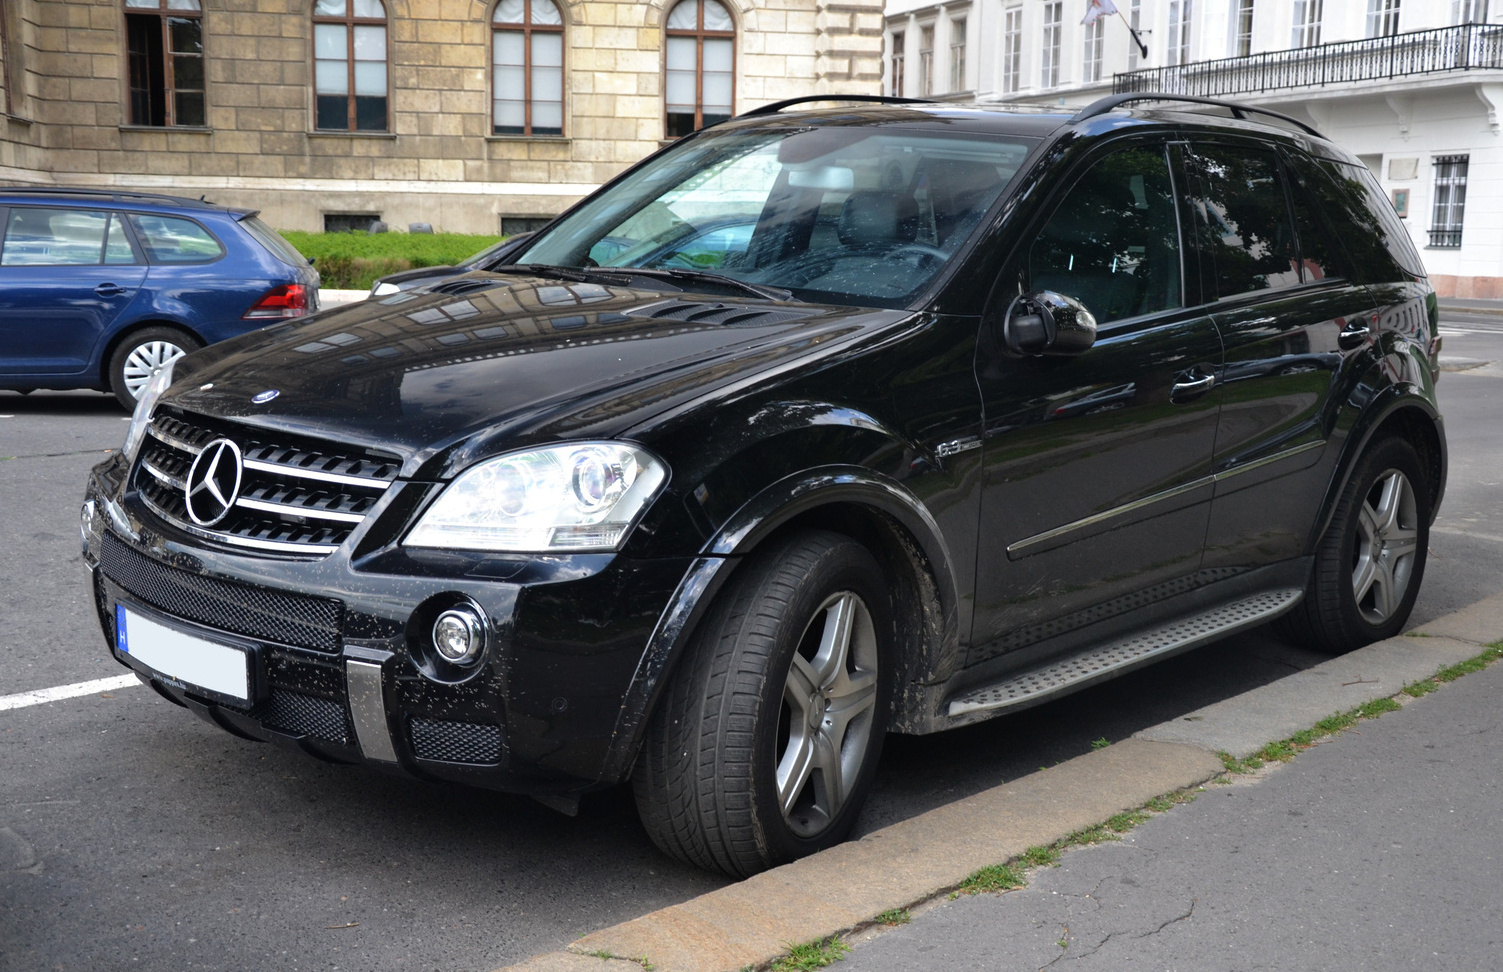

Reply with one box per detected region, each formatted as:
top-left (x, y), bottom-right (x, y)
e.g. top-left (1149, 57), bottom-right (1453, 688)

top-left (403, 442), bottom-right (668, 553)
top-left (121, 357), bottom-right (178, 463)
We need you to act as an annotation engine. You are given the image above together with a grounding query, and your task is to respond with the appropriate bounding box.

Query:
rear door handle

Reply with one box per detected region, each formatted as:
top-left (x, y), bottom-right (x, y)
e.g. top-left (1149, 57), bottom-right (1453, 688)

top-left (1170, 370), bottom-right (1216, 403)
top-left (94, 283), bottom-right (128, 297)
top-left (1338, 317), bottom-right (1373, 350)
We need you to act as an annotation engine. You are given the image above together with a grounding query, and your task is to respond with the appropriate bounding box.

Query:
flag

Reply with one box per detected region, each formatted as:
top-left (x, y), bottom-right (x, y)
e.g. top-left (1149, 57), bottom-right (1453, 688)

top-left (1083, 0), bottom-right (1119, 25)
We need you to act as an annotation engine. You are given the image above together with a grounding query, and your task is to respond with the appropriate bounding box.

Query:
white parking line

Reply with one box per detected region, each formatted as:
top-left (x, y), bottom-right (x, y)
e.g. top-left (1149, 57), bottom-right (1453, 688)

top-left (0, 674), bottom-right (141, 712)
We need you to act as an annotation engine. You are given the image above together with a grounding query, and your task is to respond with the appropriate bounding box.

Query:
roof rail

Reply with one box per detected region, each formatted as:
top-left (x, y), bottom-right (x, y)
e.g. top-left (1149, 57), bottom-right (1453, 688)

top-left (1069, 93), bottom-right (1323, 138)
top-left (738, 95), bottom-right (936, 118)
top-left (0, 185), bottom-right (209, 205)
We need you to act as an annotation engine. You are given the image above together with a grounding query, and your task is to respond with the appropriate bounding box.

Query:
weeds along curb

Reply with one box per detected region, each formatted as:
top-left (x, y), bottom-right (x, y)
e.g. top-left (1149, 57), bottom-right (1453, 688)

top-left (754, 640), bottom-right (1503, 972)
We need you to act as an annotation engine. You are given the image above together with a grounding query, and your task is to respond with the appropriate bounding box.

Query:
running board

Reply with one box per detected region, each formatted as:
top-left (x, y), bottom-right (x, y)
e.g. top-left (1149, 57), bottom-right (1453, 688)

top-left (947, 588), bottom-right (1304, 718)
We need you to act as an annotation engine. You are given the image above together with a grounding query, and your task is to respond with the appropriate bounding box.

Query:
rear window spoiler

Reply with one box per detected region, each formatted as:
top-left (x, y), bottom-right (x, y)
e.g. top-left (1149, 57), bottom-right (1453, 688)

top-left (230, 208), bottom-right (261, 221)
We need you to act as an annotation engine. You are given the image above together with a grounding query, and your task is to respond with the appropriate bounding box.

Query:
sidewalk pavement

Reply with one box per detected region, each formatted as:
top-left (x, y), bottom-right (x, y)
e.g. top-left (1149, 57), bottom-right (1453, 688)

top-left (320, 289), bottom-right (368, 306)
top-left (498, 594), bottom-right (1503, 972)
top-left (841, 635), bottom-right (1503, 971)
top-left (1438, 296), bottom-right (1503, 317)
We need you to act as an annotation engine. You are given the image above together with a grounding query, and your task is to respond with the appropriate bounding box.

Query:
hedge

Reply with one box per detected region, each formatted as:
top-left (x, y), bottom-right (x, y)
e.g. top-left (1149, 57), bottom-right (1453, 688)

top-left (280, 231), bottom-right (504, 291)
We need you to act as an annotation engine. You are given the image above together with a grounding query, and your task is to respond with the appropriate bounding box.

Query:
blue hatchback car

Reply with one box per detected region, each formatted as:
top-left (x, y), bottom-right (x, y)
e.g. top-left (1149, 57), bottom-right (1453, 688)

top-left (0, 187), bottom-right (319, 408)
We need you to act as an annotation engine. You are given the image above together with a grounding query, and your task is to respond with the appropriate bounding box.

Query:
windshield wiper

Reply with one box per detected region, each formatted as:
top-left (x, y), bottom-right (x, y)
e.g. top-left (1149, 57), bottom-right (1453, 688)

top-left (615, 268), bottom-right (794, 302)
top-left (491, 263), bottom-right (600, 283)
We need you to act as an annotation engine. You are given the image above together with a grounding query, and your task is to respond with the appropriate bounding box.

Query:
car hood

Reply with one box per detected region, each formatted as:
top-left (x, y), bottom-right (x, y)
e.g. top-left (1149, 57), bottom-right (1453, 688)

top-left (165, 273), bottom-right (903, 478)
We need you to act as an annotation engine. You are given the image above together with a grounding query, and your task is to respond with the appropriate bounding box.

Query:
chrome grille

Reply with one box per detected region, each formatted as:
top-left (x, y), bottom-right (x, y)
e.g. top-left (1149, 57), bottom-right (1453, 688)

top-left (133, 408), bottom-right (399, 555)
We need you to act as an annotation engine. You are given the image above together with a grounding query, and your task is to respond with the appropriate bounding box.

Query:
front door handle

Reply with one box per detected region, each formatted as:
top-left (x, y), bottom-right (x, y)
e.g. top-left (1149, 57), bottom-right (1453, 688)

top-left (1170, 370), bottom-right (1216, 404)
top-left (94, 283), bottom-right (128, 297)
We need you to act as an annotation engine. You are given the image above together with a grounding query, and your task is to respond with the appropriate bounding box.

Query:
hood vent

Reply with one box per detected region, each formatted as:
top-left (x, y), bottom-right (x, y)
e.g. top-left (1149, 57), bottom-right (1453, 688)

top-left (626, 299), bottom-right (810, 328)
top-left (426, 277), bottom-right (506, 296)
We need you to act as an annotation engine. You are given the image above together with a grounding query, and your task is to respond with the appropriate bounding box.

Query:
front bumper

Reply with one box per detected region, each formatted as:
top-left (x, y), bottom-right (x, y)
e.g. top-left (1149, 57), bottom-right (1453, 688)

top-left (83, 454), bottom-right (694, 797)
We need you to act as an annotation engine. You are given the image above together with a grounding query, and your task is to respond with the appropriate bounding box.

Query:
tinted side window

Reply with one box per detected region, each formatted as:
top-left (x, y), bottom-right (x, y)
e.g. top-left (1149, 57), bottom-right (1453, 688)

top-left (1284, 168), bottom-right (1346, 283)
top-left (1185, 145), bottom-right (1300, 299)
top-left (1292, 155), bottom-right (1423, 281)
top-left (1, 207), bottom-right (114, 266)
top-left (1028, 144), bottom-right (1183, 324)
top-left (127, 213), bottom-right (225, 264)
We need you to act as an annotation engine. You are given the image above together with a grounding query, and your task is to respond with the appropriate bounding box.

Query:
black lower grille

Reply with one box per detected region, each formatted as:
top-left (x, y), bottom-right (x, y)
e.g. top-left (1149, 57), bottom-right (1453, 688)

top-left (254, 690), bottom-right (350, 744)
top-left (410, 718), bottom-right (502, 763)
top-left (100, 533), bottom-right (343, 653)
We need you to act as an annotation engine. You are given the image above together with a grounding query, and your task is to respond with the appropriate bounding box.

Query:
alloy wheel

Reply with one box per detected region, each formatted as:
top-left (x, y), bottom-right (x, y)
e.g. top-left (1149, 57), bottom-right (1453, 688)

top-left (1351, 468), bottom-right (1420, 625)
top-left (777, 591), bottom-right (879, 838)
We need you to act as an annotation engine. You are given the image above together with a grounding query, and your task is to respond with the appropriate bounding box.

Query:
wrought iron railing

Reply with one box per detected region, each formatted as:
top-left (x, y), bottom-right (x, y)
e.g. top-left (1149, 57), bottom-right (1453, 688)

top-left (1114, 23), bottom-right (1503, 97)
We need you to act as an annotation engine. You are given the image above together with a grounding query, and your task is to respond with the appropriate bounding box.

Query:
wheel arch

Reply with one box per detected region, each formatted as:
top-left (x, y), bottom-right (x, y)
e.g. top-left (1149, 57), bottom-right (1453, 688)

top-left (597, 467), bottom-right (963, 783)
top-left (1309, 388), bottom-right (1446, 554)
top-left (99, 319), bottom-right (207, 391)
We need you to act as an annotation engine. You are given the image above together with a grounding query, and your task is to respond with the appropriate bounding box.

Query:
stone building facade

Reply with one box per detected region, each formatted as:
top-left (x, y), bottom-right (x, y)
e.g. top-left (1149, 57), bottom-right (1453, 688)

top-left (0, 0), bottom-right (882, 233)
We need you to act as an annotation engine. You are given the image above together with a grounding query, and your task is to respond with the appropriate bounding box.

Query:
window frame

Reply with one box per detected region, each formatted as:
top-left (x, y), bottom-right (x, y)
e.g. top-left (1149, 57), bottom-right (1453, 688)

top-left (1234, 0), bottom-right (1254, 56)
top-left (1022, 136), bottom-right (1191, 327)
top-left (1041, 1), bottom-right (1062, 88)
top-left (1002, 7), bottom-right (1022, 93)
top-left (311, 0), bottom-right (391, 133)
top-left (663, 0), bottom-right (736, 139)
top-left (123, 0), bottom-right (206, 129)
top-left (1083, 16), bottom-right (1104, 83)
top-left (918, 23), bottom-right (934, 96)
top-left (949, 17), bottom-right (967, 92)
top-left (889, 29), bottom-right (905, 96)
top-left (1167, 0), bottom-right (1192, 67)
top-left (1429, 154), bottom-right (1468, 249)
top-left (1367, 0), bottom-right (1401, 38)
top-left (491, 0), bottom-right (566, 137)
top-left (1293, 0), bottom-right (1323, 49)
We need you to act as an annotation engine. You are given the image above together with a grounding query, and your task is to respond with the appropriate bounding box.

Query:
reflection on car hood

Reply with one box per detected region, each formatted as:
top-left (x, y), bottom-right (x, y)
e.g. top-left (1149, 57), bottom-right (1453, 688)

top-left (165, 273), bottom-right (899, 478)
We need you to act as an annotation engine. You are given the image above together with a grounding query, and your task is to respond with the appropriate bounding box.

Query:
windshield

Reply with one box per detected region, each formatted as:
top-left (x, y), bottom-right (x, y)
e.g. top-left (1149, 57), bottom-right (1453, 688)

top-left (516, 126), bottom-right (1035, 307)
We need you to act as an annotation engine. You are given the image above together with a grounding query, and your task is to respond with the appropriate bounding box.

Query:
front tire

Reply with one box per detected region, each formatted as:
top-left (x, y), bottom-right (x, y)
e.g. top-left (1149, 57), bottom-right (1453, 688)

top-left (108, 327), bottom-right (201, 411)
top-left (633, 531), bottom-right (892, 876)
top-left (1279, 437), bottom-right (1430, 653)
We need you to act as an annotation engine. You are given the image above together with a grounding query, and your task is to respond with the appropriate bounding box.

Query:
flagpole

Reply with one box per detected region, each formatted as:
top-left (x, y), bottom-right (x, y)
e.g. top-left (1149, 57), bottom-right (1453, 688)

top-left (1123, 17), bottom-right (1148, 59)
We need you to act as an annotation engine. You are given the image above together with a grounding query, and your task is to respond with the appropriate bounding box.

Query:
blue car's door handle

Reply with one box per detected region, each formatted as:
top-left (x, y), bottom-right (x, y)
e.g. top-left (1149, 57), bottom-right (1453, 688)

top-left (94, 283), bottom-right (129, 297)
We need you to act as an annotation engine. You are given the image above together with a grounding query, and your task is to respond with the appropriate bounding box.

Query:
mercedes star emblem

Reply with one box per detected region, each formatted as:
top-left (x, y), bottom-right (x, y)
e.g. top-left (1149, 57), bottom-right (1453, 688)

top-left (184, 438), bottom-right (244, 527)
top-left (252, 389), bottom-right (280, 404)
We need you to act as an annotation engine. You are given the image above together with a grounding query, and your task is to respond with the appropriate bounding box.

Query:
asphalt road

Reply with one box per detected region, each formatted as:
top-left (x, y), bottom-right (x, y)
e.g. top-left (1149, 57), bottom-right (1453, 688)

top-left (2, 321), bottom-right (1499, 971)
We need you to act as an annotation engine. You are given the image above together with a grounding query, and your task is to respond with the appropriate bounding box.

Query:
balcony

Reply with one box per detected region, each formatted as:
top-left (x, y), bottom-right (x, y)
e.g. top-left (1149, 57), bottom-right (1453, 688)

top-left (1114, 23), bottom-right (1503, 98)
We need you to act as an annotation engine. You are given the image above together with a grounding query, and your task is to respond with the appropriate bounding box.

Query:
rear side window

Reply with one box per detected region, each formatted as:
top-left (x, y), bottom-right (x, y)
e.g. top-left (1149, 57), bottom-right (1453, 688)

top-left (1291, 155), bottom-right (1425, 281)
top-left (240, 215), bottom-right (312, 268)
top-left (126, 213), bottom-right (225, 264)
top-left (0, 207), bottom-right (138, 267)
top-left (1183, 144), bottom-right (1299, 300)
top-left (1028, 143), bottom-right (1183, 324)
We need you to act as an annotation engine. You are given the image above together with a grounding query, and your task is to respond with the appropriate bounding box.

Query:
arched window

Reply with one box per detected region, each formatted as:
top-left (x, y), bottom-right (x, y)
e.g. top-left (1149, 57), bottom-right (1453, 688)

top-left (313, 0), bottom-right (388, 132)
top-left (123, 0), bottom-right (205, 127)
top-left (664, 0), bottom-right (733, 138)
top-left (492, 0), bottom-right (564, 136)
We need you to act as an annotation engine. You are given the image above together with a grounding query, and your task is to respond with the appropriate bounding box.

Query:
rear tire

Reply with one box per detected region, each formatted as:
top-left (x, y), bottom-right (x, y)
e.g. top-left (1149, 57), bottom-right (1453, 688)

top-left (108, 326), bottom-right (201, 411)
top-left (1277, 437), bottom-right (1430, 653)
top-left (633, 531), bottom-right (892, 876)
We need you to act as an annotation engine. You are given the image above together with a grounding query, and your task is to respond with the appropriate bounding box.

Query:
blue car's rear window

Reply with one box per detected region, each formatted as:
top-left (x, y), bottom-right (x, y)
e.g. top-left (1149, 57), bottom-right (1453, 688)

top-left (126, 213), bottom-right (226, 264)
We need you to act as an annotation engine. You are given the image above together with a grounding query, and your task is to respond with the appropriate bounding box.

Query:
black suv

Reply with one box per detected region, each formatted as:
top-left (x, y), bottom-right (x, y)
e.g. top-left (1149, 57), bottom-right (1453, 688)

top-left (83, 94), bottom-right (1445, 877)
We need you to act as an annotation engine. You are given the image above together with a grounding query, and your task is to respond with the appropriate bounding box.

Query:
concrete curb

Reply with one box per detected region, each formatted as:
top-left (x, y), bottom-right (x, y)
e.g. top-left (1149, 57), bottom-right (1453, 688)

top-left (320, 288), bottom-right (368, 306)
top-left (498, 597), bottom-right (1503, 972)
top-left (1439, 301), bottom-right (1503, 318)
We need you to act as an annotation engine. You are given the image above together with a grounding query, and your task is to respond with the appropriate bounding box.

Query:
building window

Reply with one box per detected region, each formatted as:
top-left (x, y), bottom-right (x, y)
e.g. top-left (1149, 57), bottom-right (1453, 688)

top-left (1167, 0), bottom-right (1192, 66)
top-left (1041, 1), bottom-right (1062, 88)
top-left (1452, 0), bottom-right (1488, 23)
top-left (124, 0), bottom-right (205, 128)
top-left (1083, 17), bottom-right (1103, 82)
top-left (918, 25), bottom-right (934, 96)
top-left (1003, 7), bottom-right (1022, 93)
top-left (665, 0), bottom-right (734, 138)
top-left (1429, 155), bottom-right (1468, 248)
top-left (1128, 0), bottom-right (1142, 69)
top-left (949, 18), bottom-right (967, 92)
top-left (1367, 0), bottom-right (1401, 36)
top-left (492, 0), bottom-right (564, 136)
top-left (1293, 0), bottom-right (1323, 48)
top-left (1234, 0), bottom-right (1254, 56)
top-left (313, 0), bottom-right (388, 132)
top-left (0, 0), bottom-right (11, 115)
top-left (890, 30), bottom-right (905, 96)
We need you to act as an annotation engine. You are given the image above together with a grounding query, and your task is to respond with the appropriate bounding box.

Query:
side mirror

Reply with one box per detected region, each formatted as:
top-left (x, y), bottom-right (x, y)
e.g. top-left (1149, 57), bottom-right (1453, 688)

top-left (1003, 291), bottom-right (1098, 356)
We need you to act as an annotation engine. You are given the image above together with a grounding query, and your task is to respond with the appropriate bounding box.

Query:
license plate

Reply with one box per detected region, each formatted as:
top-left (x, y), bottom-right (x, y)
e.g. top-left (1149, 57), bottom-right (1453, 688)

top-left (116, 605), bottom-right (250, 703)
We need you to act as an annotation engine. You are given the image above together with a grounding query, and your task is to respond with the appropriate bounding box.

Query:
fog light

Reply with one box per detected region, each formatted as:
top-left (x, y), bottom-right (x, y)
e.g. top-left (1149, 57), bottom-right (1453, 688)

top-left (80, 499), bottom-right (97, 556)
top-left (432, 607), bottom-right (485, 664)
